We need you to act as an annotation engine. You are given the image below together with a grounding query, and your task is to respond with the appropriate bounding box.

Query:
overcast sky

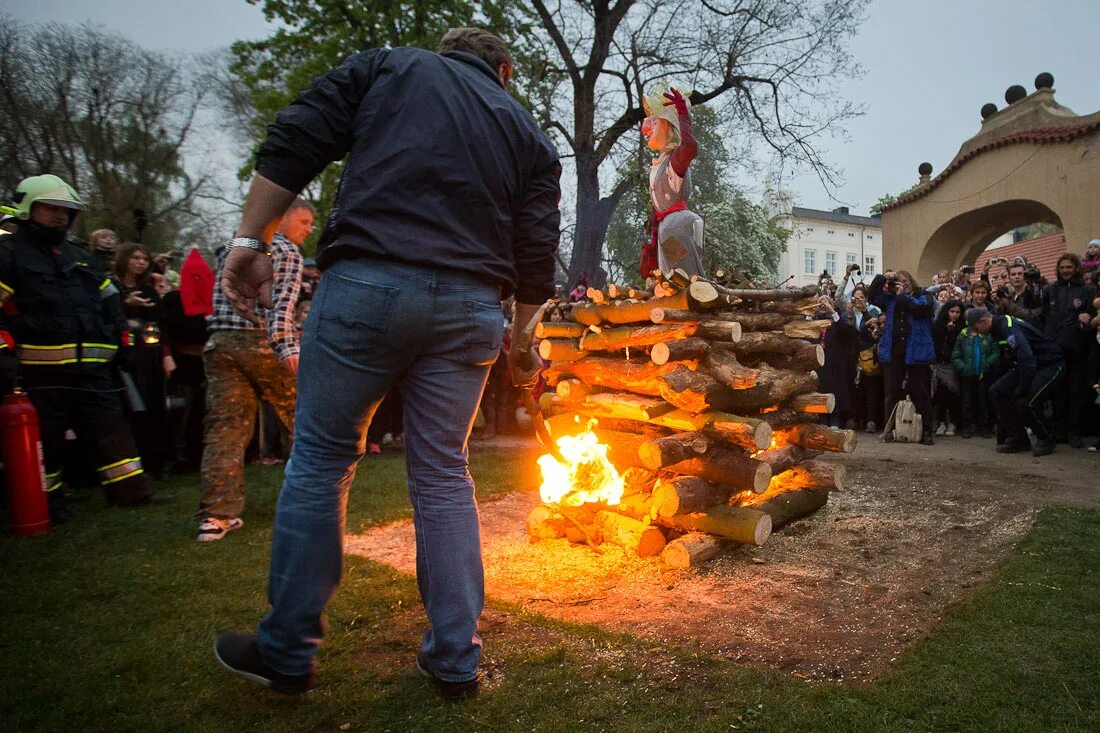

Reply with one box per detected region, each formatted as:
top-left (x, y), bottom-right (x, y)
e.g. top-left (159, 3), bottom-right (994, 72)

top-left (9, 0), bottom-right (1100, 216)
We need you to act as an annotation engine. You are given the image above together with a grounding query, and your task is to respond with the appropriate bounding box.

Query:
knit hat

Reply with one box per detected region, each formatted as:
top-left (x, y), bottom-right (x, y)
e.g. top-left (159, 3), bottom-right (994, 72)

top-left (965, 307), bottom-right (990, 328)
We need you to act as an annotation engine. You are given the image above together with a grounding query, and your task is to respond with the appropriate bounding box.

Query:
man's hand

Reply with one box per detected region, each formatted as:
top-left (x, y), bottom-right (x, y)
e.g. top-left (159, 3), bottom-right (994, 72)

top-left (221, 247), bottom-right (274, 325)
top-left (125, 292), bottom-right (153, 308)
top-left (1079, 312), bottom-right (1093, 326)
top-left (282, 354), bottom-right (299, 376)
top-left (508, 343), bottom-right (541, 389)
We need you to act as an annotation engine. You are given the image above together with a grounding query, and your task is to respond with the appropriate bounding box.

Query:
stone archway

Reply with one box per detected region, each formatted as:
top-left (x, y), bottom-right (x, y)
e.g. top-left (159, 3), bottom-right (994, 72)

top-left (882, 75), bottom-right (1100, 281)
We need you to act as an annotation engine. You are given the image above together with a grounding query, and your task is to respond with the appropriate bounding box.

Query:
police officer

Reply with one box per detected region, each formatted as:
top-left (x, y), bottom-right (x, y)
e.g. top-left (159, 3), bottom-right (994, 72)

top-left (0, 175), bottom-right (172, 522)
top-left (966, 307), bottom-right (1065, 457)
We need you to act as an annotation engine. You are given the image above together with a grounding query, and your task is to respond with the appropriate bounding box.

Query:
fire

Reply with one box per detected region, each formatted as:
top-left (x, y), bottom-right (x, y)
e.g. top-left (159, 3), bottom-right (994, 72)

top-left (537, 424), bottom-right (624, 507)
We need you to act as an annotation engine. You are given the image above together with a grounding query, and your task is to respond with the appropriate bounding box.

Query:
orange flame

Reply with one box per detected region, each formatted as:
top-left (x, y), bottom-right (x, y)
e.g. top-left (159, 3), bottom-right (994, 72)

top-left (537, 423), bottom-right (624, 507)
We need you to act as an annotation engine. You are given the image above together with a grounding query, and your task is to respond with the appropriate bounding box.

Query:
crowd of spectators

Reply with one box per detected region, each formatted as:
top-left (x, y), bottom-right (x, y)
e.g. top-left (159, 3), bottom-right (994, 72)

top-left (817, 240), bottom-right (1100, 454)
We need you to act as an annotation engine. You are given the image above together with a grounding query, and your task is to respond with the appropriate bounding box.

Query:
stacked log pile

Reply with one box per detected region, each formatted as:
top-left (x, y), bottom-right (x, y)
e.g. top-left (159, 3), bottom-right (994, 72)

top-left (525, 272), bottom-right (855, 569)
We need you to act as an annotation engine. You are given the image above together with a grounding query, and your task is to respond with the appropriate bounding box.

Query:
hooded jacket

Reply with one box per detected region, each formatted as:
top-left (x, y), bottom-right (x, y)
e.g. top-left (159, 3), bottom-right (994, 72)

top-left (990, 315), bottom-right (1064, 387)
top-left (868, 275), bottom-right (935, 365)
top-left (951, 327), bottom-right (999, 377)
top-left (1042, 270), bottom-right (1097, 357)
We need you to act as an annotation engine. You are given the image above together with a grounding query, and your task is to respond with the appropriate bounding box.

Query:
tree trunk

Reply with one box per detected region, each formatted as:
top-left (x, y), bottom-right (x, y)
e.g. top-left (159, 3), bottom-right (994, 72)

top-left (593, 510), bottom-right (666, 557)
top-left (651, 337), bottom-right (712, 365)
top-left (580, 323), bottom-right (699, 351)
top-left (651, 476), bottom-right (732, 518)
top-left (662, 448), bottom-right (772, 494)
top-left (661, 532), bottom-right (724, 569)
top-left (657, 505), bottom-right (772, 546)
top-left (767, 460), bottom-right (846, 493)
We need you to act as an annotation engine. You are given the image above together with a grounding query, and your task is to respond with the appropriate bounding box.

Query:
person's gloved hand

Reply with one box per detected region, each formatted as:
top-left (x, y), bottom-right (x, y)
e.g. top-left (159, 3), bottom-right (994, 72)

top-left (662, 87), bottom-right (689, 115)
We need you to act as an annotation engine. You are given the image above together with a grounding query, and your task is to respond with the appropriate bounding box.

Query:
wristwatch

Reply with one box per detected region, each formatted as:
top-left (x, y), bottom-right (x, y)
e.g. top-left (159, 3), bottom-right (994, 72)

top-left (225, 236), bottom-right (271, 256)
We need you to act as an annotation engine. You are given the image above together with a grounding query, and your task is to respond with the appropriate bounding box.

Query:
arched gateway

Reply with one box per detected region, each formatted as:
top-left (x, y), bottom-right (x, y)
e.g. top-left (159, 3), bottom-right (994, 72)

top-left (882, 74), bottom-right (1100, 280)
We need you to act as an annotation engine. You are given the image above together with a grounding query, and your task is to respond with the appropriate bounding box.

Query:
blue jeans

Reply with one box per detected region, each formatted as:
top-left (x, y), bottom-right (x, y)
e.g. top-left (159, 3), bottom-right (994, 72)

top-left (257, 258), bottom-right (503, 683)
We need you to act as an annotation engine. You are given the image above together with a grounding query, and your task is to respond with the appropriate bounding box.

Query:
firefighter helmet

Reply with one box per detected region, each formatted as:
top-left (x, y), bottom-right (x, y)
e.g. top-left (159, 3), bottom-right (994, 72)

top-left (10, 175), bottom-right (83, 220)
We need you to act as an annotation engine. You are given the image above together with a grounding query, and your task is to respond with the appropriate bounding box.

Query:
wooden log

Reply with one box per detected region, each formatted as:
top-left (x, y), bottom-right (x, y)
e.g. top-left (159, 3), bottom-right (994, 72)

top-left (687, 280), bottom-right (723, 309)
top-left (614, 492), bottom-right (656, 520)
top-left (661, 533), bottom-right (724, 569)
top-left (657, 367), bottom-right (741, 414)
top-left (753, 444), bottom-right (811, 473)
top-left (593, 511), bottom-right (666, 557)
top-left (709, 413), bottom-right (773, 452)
top-left (526, 505), bottom-right (566, 541)
top-left (573, 289), bottom-right (689, 326)
top-left (543, 357), bottom-right (691, 394)
top-left (539, 339), bottom-right (585, 361)
top-left (585, 287), bottom-right (608, 304)
top-left (700, 349), bottom-right (760, 390)
top-left (727, 342), bottom-right (825, 370)
top-left (555, 379), bottom-right (601, 401)
top-left (764, 297), bottom-right (820, 316)
top-left (580, 323), bottom-right (699, 352)
top-left (591, 428), bottom-right (651, 469)
top-left (663, 448), bottom-right (772, 494)
top-left (717, 331), bottom-right (823, 364)
top-left (695, 320), bottom-right (743, 342)
top-left (788, 392), bottom-right (836, 415)
top-left (669, 269), bottom-right (693, 287)
top-left (730, 312), bottom-right (794, 332)
top-left (651, 476), bottom-right (733, 518)
top-left (651, 337), bottom-right (711, 365)
top-left (649, 409), bottom-right (712, 432)
top-left (722, 285), bottom-right (819, 301)
top-left (621, 466), bottom-right (658, 496)
top-left (637, 432), bottom-right (713, 470)
top-left (750, 489), bottom-right (828, 530)
top-left (657, 505), bottom-right (772, 546)
top-left (773, 423), bottom-right (856, 453)
top-left (758, 408), bottom-right (804, 429)
top-left (650, 307), bottom-right (739, 324)
top-left (768, 460), bottom-right (846, 493)
top-left (701, 351), bottom-right (818, 410)
top-left (586, 392), bottom-right (676, 422)
top-left (536, 321), bottom-right (587, 339)
top-left (783, 319), bottom-right (832, 340)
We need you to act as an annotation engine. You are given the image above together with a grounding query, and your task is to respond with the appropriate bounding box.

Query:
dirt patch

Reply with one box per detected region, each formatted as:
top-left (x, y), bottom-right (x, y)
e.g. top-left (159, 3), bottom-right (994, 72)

top-left (345, 435), bottom-right (1100, 682)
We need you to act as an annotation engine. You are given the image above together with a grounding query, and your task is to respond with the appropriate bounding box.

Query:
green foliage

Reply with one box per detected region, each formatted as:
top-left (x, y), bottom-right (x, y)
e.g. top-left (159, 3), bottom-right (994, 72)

top-left (870, 193), bottom-right (898, 215)
top-left (697, 192), bottom-right (790, 282)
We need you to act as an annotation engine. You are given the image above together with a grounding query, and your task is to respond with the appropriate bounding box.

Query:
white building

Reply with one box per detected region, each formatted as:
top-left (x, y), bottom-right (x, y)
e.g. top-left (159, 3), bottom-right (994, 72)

top-left (765, 193), bottom-right (884, 288)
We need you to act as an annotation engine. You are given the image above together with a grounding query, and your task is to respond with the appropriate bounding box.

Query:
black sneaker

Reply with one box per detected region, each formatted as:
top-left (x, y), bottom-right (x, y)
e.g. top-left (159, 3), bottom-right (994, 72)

top-left (1032, 441), bottom-right (1056, 457)
top-left (920, 433), bottom-right (934, 446)
top-left (415, 655), bottom-right (482, 701)
top-left (214, 632), bottom-right (315, 695)
top-left (995, 439), bottom-right (1028, 454)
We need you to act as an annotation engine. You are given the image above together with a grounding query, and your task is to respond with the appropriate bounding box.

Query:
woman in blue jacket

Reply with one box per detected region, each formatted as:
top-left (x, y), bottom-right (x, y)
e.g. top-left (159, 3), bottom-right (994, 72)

top-left (869, 270), bottom-right (936, 444)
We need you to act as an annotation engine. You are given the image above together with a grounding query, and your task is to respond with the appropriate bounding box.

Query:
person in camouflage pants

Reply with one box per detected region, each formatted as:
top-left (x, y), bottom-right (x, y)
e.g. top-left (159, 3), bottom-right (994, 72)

top-left (196, 200), bottom-right (312, 541)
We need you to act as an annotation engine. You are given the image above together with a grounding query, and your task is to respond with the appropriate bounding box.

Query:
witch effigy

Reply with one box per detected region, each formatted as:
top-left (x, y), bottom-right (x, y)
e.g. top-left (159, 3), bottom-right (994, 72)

top-left (639, 81), bottom-right (703, 279)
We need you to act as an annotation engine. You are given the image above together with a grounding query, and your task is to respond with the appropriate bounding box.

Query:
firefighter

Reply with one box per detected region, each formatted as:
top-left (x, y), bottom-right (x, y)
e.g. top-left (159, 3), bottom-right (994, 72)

top-left (0, 174), bottom-right (172, 522)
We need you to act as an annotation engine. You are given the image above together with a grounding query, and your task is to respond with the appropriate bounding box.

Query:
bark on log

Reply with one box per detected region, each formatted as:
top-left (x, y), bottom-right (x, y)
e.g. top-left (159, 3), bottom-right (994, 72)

top-left (657, 505), bottom-right (772, 546)
top-left (651, 337), bottom-right (711, 365)
top-left (662, 448), bottom-right (772, 494)
top-left (701, 351), bottom-right (818, 410)
top-left (723, 285), bottom-right (819, 301)
top-left (716, 332), bottom-right (825, 367)
top-left (729, 344), bottom-right (825, 371)
top-left (614, 492), bottom-right (656, 520)
top-left (695, 320), bottom-right (743, 342)
top-left (650, 308), bottom-right (740, 324)
top-left (593, 511), bottom-right (666, 557)
top-left (539, 339), bottom-right (585, 361)
top-left (700, 349), bottom-right (760, 390)
top-left (573, 291), bottom-right (690, 325)
top-left (536, 322), bottom-right (587, 340)
top-left (657, 367), bottom-right (741, 414)
top-left (661, 533), bottom-right (724, 569)
top-left (591, 428), bottom-right (651, 469)
top-left (637, 432), bottom-right (713, 470)
top-left (652, 476), bottom-right (733, 518)
top-left (708, 414), bottom-right (773, 452)
top-left (621, 466), bottom-right (658, 496)
top-left (580, 323), bottom-right (699, 352)
top-left (788, 392), bottom-right (836, 415)
top-left (526, 505), bottom-right (566, 541)
top-left (758, 408), bottom-right (804, 429)
top-left (773, 424), bottom-right (856, 453)
top-left (586, 392), bottom-right (676, 422)
top-left (768, 460), bottom-right (846, 493)
top-left (730, 312), bottom-right (795, 332)
top-left (783, 320), bottom-right (832, 340)
top-left (543, 357), bottom-right (691, 394)
top-left (687, 280), bottom-right (723, 309)
top-left (749, 489), bottom-right (829, 530)
top-left (753, 444), bottom-right (811, 473)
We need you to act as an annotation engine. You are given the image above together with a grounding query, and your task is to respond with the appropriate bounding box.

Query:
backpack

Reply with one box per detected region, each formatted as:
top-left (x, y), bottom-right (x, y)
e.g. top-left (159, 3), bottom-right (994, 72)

top-left (893, 396), bottom-right (922, 443)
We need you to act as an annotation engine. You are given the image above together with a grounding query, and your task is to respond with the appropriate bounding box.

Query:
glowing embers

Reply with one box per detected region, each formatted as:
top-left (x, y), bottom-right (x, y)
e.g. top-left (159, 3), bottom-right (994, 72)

top-left (537, 421), bottom-right (624, 507)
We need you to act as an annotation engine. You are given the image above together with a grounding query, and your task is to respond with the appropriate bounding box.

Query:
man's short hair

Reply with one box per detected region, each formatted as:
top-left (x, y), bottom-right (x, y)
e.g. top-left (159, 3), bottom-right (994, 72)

top-left (437, 28), bottom-right (513, 75)
top-left (286, 198), bottom-right (316, 216)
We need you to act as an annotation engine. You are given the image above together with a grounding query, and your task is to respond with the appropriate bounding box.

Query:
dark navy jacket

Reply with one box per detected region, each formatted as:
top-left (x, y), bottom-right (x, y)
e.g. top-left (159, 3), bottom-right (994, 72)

top-left (991, 315), bottom-right (1064, 387)
top-left (868, 275), bottom-right (935, 365)
top-left (255, 47), bottom-right (561, 304)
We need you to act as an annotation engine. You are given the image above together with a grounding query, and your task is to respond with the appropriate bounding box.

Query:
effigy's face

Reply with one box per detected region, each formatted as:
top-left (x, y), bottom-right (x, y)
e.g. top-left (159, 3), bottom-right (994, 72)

top-left (642, 116), bottom-right (670, 151)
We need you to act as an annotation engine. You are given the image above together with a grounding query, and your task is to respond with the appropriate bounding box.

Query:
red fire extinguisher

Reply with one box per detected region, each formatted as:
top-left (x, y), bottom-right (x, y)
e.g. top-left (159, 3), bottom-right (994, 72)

top-left (1, 387), bottom-right (50, 536)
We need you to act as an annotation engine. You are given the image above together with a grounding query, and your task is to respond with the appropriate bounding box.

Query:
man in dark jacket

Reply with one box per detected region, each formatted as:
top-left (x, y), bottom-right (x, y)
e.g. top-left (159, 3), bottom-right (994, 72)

top-left (213, 29), bottom-right (560, 701)
top-left (1041, 253), bottom-right (1097, 447)
top-left (968, 308), bottom-right (1065, 456)
top-left (0, 175), bottom-right (171, 522)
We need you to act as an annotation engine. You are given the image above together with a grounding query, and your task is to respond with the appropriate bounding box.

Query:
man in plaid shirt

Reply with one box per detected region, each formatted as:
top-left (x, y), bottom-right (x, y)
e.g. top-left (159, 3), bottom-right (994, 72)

top-left (195, 199), bottom-right (313, 542)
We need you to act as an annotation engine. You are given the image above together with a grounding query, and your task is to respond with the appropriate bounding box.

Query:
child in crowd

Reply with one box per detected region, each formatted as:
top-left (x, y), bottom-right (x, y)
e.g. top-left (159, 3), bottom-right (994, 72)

top-left (952, 307), bottom-right (1000, 438)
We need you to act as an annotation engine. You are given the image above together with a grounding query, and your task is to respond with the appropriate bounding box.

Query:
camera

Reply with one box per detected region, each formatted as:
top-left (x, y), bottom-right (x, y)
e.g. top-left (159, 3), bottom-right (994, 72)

top-left (1024, 265), bottom-right (1042, 283)
top-left (960, 265), bottom-right (975, 274)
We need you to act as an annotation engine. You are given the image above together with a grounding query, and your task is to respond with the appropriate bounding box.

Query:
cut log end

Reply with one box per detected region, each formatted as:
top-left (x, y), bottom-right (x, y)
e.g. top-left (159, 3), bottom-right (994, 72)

top-left (661, 533), bottom-right (723, 569)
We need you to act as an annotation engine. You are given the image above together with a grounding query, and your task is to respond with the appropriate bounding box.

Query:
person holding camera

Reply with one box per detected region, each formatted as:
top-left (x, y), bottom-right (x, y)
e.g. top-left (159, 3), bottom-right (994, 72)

top-left (869, 269), bottom-right (936, 445)
top-left (1042, 253), bottom-right (1098, 448)
top-left (991, 261), bottom-right (1044, 325)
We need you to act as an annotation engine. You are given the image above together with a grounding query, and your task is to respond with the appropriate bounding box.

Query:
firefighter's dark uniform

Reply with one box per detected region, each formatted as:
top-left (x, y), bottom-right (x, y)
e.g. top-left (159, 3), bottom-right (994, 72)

top-left (987, 315), bottom-right (1065, 449)
top-left (0, 227), bottom-right (156, 508)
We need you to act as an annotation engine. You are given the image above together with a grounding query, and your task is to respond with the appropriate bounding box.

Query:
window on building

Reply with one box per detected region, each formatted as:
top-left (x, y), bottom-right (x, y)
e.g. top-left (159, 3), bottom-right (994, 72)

top-left (804, 249), bottom-right (817, 274)
top-left (827, 229), bottom-right (835, 235)
top-left (848, 232), bottom-right (855, 237)
top-left (864, 255), bottom-right (876, 276)
top-left (866, 234), bottom-right (874, 240)
top-left (825, 251), bottom-right (837, 275)
top-left (805, 226), bottom-right (814, 232)
top-left (846, 253), bottom-right (857, 268)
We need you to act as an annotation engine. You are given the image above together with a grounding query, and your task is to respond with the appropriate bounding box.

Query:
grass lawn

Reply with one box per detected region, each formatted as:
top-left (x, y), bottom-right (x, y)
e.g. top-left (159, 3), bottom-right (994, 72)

top-left (1, 449), bottom-right (1097, 732)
